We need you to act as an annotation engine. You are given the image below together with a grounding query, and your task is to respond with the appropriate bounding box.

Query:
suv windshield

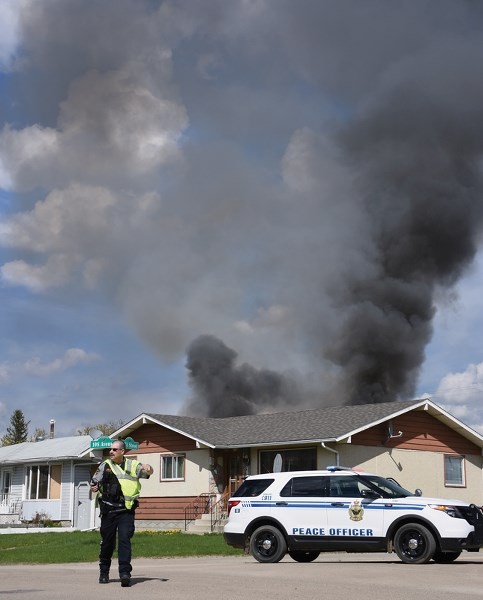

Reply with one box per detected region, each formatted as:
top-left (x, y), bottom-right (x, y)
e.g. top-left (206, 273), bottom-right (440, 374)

top-left (357, 475), bottom-right (411, 498)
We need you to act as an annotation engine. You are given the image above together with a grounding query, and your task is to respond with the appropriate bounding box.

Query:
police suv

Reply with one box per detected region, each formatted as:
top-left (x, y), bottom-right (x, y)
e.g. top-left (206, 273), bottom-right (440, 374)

top-left (223, 466), bottom-right (483, 564)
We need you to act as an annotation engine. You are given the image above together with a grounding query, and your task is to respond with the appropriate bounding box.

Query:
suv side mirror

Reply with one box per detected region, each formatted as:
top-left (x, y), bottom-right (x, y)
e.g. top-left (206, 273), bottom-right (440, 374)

top-left (414, 488), bottom-right (422, 496)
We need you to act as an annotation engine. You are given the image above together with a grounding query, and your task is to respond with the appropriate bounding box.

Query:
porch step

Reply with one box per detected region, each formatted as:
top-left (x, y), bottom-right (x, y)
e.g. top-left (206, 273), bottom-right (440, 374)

top-left (186, 512), bottom-right (227, 535)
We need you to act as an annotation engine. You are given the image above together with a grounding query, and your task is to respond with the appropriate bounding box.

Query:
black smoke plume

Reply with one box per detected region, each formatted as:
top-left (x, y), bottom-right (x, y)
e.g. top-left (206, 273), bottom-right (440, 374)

top-left (185, 334), bottom-right (303, 417)
top-left (328, 79), bottom-right (483, 405)
top-left (186, 59), bottom-right (483, 414)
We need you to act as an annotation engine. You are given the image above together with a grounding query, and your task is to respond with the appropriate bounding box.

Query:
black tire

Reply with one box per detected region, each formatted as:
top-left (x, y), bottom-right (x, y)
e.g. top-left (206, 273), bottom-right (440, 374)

top-left (394, 523), bottom-right (436, 564)
top-left (432, 550), bottom-right (461, 563)
top-left (288, 550), bottom-right (320, 563)
top-left (249, 525), bottom-right (287, 563)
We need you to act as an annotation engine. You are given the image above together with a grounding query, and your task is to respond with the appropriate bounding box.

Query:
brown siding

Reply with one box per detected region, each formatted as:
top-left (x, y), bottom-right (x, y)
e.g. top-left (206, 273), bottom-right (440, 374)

top-left (49, 464), bottom-right (62, 500)
top-left (136, 496), bottom-right (197, 520)
top-left (125, 424), bottom-right (197, 454)
top-left (352, 411), bottom-right (480, 455)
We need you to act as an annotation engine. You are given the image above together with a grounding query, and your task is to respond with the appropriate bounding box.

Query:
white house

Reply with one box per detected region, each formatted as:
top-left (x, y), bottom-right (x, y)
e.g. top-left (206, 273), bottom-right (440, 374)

top-left (0, 435), bottom-right (96, 528)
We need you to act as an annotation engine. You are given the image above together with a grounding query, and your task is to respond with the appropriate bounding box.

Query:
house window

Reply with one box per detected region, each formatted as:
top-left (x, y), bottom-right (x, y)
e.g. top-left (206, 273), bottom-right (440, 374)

top-left (259, 448), bottom-right (317, 474)
top-left (27, 464), bottom-right (62, 499)
top-left (161, 454), bottom-right (185, 481)
top-left (28, 466), bottom-right (49, 499)
top-left (1, 470), bottom-right (12, 496)
top-left (444, 455), bottom-right (465, 487)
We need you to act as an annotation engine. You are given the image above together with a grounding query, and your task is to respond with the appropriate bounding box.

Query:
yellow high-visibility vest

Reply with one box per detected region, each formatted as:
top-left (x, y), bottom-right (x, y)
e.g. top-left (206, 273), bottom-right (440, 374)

top-left (105, 458), bottom-right (142, 510)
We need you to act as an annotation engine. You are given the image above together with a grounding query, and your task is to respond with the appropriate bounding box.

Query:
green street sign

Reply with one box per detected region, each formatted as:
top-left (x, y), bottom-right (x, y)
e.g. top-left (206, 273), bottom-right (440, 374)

top-left (123, 437), bottom-right (139, 449)
top-left (90, 436), bottom-right (139, 450)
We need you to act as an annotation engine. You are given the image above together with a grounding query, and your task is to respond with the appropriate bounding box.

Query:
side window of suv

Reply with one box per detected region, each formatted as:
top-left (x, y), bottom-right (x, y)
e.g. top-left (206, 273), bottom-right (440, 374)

top-left (280, 476), bottom-right (329, 497)
top-left (232, 479), bottom-right (274, 497)
top-left (329, 476), bottom-right (362, 497)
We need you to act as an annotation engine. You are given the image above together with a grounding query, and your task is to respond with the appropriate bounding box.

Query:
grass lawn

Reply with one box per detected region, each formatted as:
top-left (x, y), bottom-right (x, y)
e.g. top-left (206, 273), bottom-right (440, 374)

top-left (0, 531), bottom-right (245, 564)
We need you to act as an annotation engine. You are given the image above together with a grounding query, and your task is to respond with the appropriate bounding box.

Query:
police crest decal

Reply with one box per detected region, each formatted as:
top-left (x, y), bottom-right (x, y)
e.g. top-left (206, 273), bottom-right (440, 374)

top-left (349, 500), bottom-right (364, 521)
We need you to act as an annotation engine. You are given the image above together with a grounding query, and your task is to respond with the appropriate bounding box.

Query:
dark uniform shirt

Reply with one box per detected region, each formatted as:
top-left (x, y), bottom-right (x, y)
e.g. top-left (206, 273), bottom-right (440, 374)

top-left (91, 461), bottom-right (127, 513)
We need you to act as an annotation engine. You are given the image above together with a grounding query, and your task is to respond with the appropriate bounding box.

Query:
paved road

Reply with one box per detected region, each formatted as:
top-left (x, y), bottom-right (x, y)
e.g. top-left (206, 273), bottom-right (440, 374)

top-left (1, 553), bottom-right (482, 600)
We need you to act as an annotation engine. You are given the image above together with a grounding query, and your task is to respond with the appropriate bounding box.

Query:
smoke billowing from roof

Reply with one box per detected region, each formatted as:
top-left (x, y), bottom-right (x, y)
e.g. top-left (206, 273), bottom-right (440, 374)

top-left (2, 2), bottom-right (483, 421)
top-left (185, 334), bottom-right (304, 417)
top-left (325, 77), bottom-right (483, 405)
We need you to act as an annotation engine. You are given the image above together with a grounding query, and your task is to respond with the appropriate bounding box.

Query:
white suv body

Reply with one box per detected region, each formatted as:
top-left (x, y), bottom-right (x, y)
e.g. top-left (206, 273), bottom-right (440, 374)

top-left (223, 467), bottom-right (483, 564)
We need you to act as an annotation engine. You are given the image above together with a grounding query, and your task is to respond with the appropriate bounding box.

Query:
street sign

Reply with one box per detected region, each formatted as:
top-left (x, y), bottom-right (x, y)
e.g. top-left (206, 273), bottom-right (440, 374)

top-left (90, 436), bottom-right (139, 450)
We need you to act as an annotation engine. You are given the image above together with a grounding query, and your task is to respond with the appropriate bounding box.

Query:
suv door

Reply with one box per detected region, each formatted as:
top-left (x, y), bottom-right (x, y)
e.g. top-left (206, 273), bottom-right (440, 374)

top-left (327, 475), bottom-right (385, 544)
top-left (278, 476), bottom-right (329, 539)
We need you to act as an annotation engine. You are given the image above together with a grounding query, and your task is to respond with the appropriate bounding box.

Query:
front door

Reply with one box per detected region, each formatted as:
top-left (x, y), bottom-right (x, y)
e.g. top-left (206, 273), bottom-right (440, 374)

top-left (218, 450), bottom-right (244, 497)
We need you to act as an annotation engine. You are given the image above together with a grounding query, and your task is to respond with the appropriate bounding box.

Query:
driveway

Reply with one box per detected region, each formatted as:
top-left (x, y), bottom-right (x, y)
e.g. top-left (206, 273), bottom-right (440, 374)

top-left (1, 553), bottom-right (482, 600)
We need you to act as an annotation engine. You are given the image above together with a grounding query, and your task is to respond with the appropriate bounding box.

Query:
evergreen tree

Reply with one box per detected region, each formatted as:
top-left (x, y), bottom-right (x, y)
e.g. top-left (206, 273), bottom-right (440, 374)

top-left (1, 409), bottom-right (30, 446)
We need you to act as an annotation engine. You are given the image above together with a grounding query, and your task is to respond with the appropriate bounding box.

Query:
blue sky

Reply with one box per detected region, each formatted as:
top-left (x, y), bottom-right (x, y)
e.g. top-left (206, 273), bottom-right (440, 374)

top-left (1, 1), bottom-right (483, 437)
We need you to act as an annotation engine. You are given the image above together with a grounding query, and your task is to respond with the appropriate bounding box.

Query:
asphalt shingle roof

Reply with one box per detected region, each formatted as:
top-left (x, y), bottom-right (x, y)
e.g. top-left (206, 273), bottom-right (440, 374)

top-left (0, 435), bottom-right (93, 463)
top-left (146, 399), bottom-right (424, 447)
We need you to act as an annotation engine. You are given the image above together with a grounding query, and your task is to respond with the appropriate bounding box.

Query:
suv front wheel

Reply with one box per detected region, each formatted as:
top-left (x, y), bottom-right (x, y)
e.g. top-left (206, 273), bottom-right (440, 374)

top-left (394, 523), bottom-right (436, 564)
top-left (250, 525), bottom-right (287, 563)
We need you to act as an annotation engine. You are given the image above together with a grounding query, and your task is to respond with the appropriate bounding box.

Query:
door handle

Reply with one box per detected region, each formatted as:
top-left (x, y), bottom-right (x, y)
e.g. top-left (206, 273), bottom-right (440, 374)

top-left (276, 502), bottom-right (288, 506)
top-left (331, 502), bottom-right (344, 506)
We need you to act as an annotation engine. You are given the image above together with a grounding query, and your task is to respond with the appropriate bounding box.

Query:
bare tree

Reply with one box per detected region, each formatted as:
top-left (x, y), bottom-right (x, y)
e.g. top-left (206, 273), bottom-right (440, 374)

top-left (30, 427), bottom-right (47, 442)
top-left (77, 420), bottom-right (124, 437)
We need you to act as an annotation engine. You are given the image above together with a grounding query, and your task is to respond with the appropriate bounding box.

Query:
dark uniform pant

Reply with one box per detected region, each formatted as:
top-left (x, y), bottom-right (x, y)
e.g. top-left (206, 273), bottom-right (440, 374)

top-left (99, 509), bottom-right (135, 576)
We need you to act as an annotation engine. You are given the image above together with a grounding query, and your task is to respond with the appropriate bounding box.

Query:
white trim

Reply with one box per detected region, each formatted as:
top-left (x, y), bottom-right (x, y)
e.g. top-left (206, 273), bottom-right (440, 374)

top-left (69, 461), bottom-right (74, 523)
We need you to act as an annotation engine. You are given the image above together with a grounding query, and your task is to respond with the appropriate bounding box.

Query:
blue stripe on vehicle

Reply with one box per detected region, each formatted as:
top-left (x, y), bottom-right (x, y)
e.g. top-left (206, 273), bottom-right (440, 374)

top-left (245, 501), bottom-right (425, 511)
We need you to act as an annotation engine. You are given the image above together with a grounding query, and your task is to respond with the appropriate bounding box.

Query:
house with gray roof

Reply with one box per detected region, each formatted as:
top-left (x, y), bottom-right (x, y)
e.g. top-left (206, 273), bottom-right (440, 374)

top-left (0, 435), bottom-right (96, 528)
top-left (82, 398), bottom-right (483, 532)
top-left (4, 398), bottom-right (481, 531)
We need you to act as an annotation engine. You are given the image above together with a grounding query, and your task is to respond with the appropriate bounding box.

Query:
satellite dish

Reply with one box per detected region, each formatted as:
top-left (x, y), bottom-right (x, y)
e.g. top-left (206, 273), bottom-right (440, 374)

top-left (273, 453), bottom-right (283, 472)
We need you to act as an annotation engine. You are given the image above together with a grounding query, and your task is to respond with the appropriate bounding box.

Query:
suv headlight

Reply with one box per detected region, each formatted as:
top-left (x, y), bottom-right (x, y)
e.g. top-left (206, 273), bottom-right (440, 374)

top-left (428, 504), bottom-right (462, 518)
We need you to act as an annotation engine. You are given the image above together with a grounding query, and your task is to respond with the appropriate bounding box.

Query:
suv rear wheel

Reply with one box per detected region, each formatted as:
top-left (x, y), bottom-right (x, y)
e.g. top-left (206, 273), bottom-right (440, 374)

top-left (250, 525), bottom-right (287, 563)
top-left (394, 523), bottom-right (436, 564)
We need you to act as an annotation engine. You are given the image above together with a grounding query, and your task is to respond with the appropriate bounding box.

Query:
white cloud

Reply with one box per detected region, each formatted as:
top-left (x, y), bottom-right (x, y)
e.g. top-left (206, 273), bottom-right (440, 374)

top-left (0, 183), bottom-right (171, 293)
top-left (0, 348), bottom-right (100, 383)
top-left (0, 0), bottom-right (23, 72)
top-left (0, 183), bottom-right (117, 253)
top-left (0, 124), bottom-right (59, 191)
top-left (1, 255), bottom-right (73, 291)
top-left (430, 363), bottom-right (483, 434)
top-left (59, 67), bottom-right (188, 171)
top-left (24, 348), bottom-right (100, 377)
top-left (0, 183), bottom-right (120, 290)
top-left (0, 66), bottom-right (188, 192)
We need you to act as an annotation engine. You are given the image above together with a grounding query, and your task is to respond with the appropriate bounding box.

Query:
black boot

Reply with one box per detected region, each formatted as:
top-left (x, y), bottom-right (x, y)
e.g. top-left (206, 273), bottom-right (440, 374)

top-left (99, 573), bottom-right (109, 584)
